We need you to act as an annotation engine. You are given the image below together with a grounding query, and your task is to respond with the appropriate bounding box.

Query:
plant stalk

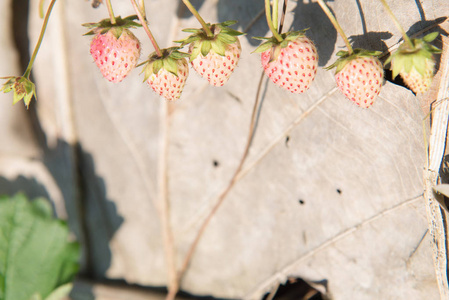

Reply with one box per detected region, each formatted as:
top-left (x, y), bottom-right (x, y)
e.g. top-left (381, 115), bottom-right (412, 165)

top-left (130, 0), bottom-right (162, 57)
top-left (378, 0), bottom-right (414, 48)
top-left (316, 0), bottom-right (353, 54)
top-left (138, 0), bottom-right (146, 19)
top-left (265, 0), bottom-right (283, 42)
top-left (23, 0), bottom-right (57, 79)
top-left (182, 0), bottom-right (214, 37)
top-left (105, 0), bottom-right (117, 24)
top-left (272, 0), bottom-right (279, 33)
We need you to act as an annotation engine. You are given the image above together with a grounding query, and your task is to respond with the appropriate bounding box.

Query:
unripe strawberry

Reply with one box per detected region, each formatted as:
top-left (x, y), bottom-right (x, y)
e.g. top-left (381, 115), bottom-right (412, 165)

top-left (254, 31), bottom-right (318, 94)
top-left (327, 49), bottom-right (383, 108)
top-left (386, 32), bottom-right (441, 94)
top-left (143, 48), bottom-right (190, 101)
top-left (177, 21), bottom-right (244, 86)
top-left (83, 16), bottom-right (142, 83)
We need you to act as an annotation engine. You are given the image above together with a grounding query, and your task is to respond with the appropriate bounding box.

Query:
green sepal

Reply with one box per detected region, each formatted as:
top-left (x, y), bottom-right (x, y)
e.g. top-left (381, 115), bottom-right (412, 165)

top-left (201, 40), bottom-right (212, 57)
top-left (1, 76), bottom-right (36, 108)
top-left (174, 20), bottom-right (244, 58)
top-left (141, 47), bottom-right (189, 81)
top-left (82, 15), bottom-right (141, 37)
top-left (423, 31), bottom-right (439, 43)
top-left (252, 30), bottom-right (308, 54)
top-left (211, 39), bottom-right (226, 56)
top-left (386, 34), bottom-right (441, 79)
top-left (326, 48), bottom-right (382, 74)
top-left (220, 20), bottom-right (238, 27)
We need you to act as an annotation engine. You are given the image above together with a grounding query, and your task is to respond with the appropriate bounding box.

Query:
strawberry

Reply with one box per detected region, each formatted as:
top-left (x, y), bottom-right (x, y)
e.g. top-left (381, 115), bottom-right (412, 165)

top-left (83, 16), bottom-right (141, 83)
top-left (327, 49), bottom-right (384, 108)
top-left (176, 21), bottom-right (244, 86)
top-left (254, 31), bottom-right (318, 94)
top-left (386, 32), bottom-right (441, 94)
top-left (142, 48), bottom-right (190, 101)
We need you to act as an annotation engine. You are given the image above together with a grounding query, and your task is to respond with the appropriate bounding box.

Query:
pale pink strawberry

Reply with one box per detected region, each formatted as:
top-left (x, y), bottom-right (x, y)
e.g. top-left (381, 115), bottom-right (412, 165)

top-left (334, 56), bottom-right (383, 108)
top-left (190, 39), bottom-right (241, 86)
top-left (90, 30), bottom-right (140, 82)
top-left (327, 49), bottom-right (383, 108)
top-left (255, 31), bottom-right (318, 93)
top-left (143, 48), bottom-right (190, 101)
top-left (386, 32), bottom-right (441, 94)
top-left (83, 16), bottom-right (142, 83)
top-left (176, 21), bottom-right (244, 86)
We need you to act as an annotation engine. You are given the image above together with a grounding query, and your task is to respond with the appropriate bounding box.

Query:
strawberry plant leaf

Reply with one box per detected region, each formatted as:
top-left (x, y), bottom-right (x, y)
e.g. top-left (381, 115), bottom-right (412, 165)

top-left (0, 193), bottom-right (80, 300)
top-left (423, 31), bottom-right (439, 43)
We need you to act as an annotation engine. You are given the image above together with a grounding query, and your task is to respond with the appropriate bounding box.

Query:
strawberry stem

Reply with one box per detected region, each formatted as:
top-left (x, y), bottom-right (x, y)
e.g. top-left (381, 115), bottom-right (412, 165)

top-left (272, 0), bottom-right (279, 33)
top-left (138, 0), bottom-right (146, 19)
top-left (316, 0), bottom-right (353, 54)
top-left (265, 0), bottom-right (283, 42)
top-left (105, 0), bottom-right (117, 25)
top-left (378, 0), bottom-right (414, 48)
top-left (23, 0), bottom-right (57, 79)
top-left (130, 0), bottom-right (162, 57)
top-left (181, 0), bottom-right (214, 38)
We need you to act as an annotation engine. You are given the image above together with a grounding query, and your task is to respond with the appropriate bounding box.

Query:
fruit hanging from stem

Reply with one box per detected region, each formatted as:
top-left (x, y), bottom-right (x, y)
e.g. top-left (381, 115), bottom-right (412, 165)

top-left (83, 16), bottom-right (142, 83)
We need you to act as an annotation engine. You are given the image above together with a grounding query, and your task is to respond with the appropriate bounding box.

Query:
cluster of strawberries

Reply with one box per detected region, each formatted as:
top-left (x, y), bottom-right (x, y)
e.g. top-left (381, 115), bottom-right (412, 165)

top-left (85, 14), bottom-right (440, 108)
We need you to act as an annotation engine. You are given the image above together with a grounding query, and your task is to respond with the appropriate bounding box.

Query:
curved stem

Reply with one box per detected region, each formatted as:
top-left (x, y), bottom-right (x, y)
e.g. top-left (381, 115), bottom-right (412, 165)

top-left (182, 0), bottom-right (213, 37)
top-left (23, 0), bottom-right (57, 79)
top-left (265, 0), bottom-right (283, 42)
top-left (130, 0), bottom-right (162, 57)
top-left (316, 0), bottom-right (353, 54)
top-left (378, 0), bottom-right (414, 48)
top-left (272, 0), bottom-right (279, 33)
top-left (105, 0), bottom-right (117, 24)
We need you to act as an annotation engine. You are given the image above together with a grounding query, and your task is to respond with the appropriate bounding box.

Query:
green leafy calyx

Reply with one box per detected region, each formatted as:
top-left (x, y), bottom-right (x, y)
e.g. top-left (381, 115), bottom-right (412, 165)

top-left (1, 76), bottom-right (36, 108)
top-left (385, 32), bottom-right (441, 79)
top-left (175, 21), bottom-right (244, 61)
top-left (253, 30), bottom-right (308, 62)
top-left (326, 49), bottom-right (382, 74)
top-left (82, 15), bottom-right (141, 39)
top-left (142, 47), bottom-right (189, 81)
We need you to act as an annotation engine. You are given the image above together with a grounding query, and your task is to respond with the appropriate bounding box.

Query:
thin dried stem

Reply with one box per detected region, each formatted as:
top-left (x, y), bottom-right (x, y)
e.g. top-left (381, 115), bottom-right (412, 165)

top-left (167, 71), bottom-right (267, 299)
top-left (160, 102), bottom-right (178, 298)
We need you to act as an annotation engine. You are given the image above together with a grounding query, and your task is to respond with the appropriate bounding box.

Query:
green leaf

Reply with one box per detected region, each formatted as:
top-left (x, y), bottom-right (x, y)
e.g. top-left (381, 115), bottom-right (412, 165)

top-left (211, 40), bottom-right (226, 56)
top-left (423, 32), bottom-right (439, 43)
top-left (163, 57), bottom-right (179, 76)
top-left (201, 40), bottom-right (212, 57)
top-left (0, 193), bottom-right (80, 300)
top-left (44, 283), bottom-right (73, 300)
top-left (220, 20), bottom-right (238, 27)
top-left (253, 41), bottom-right (273, 53)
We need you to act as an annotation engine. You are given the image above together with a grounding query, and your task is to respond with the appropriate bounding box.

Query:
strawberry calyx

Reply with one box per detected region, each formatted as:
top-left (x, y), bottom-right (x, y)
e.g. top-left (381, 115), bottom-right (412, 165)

top-left (175, 20), bottom-right (244, 61)
top-left (253, 30), bottom-right (308, 62)
top-left (326, 49), bottom-right (382, 74)
top-left (385, 32), bottom-right (441, 79)
top-left (1, 76), bottom-right (36, 108)
top-left (82, 15), bottom-right (141, 39)
top-left (142, 47), bottom-right (190, 81)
